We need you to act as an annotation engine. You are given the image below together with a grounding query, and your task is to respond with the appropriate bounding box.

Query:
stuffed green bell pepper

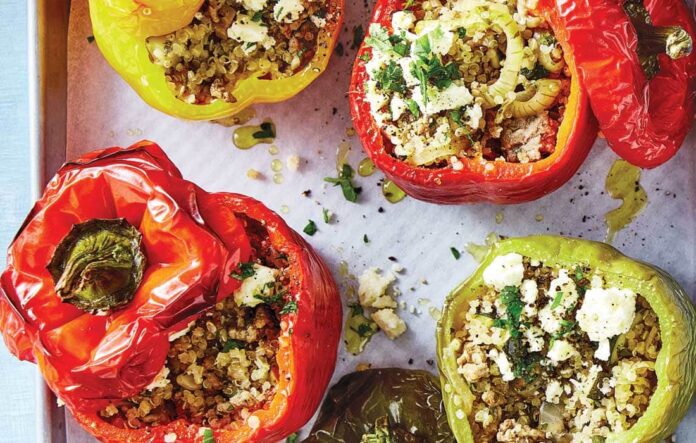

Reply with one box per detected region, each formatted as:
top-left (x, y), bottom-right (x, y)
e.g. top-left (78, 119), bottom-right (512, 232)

top-left (436, 236), bottom-right (695, 442)
top-left (303, 368), bottom-right (454, 442)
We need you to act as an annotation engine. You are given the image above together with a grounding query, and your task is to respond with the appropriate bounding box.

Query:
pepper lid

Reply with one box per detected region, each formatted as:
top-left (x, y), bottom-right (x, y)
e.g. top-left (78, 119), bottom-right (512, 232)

top-left (556, 0), bottom-right (696, 168)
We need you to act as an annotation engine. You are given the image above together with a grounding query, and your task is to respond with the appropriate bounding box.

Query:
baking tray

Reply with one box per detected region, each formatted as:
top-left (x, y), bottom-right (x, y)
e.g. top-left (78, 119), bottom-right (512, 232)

top-left (29, 0), bottom-right (696, 441)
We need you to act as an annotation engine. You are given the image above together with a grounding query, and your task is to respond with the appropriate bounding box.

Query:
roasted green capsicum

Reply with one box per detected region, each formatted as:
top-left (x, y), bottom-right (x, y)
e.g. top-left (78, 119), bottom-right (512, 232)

top-left (304, 368), bottom-right (454, 442)
top-left (437, 236), bottom-right (695, 442)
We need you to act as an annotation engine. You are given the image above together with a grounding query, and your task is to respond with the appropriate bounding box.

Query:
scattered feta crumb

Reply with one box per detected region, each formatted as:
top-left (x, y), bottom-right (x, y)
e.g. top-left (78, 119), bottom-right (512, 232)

top-left (488, 349), bottom-right (515, 381)
top-left (164, 433), bottom-right (177, 443)
top-left (545, 380), bottom-right (563, 403)
top-left (286, 154), bottom-right (300, 172)
top-left (547, 339), bottom-right (577, 363)
top-left (371, 309), bottom-right (407, 339)
top-left (234, 264), bottom-right (278, 307)
top-left (146, 366), bottom-right (171, 391)
top-left (358, 267), bottom-right (397, 309)
top-left (483, 253), bottom-right (525, 290)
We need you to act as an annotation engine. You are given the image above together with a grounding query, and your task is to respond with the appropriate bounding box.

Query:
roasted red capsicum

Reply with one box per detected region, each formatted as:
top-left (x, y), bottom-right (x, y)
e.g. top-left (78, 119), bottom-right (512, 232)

top-left (557, 0), bottom-right (696, 168)
top-left (0, 141), bottom-right (341, 442)
top-left (349, 0), bottom-right (598, 204)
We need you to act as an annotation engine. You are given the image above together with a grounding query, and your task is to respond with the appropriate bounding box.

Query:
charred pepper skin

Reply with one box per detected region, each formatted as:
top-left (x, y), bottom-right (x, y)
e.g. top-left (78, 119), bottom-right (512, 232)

top-left (0, 141), bottom-right (342, 443)
top-left (349, 0), bottom-right (597, 205)
top-left (88, 0), bottom-right (343, 120)
top-left (436, 236), bottom-right (696, 443)
top-left (557, 0), bottom-right (696, 168)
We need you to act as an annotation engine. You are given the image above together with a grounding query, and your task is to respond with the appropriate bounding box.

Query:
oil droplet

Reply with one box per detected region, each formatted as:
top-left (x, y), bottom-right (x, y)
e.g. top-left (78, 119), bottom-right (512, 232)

top-left (269, 145), bottom-right (279, 155)
top-left (273, 173), bottom-right (284, 184)
top-left (534, 214), bottom-right (544, 222)
top-left (336, 141), bottom-right (351, 172)
top-left (495, 211), bottom-right (504, 224)
top-left (604, 159), bottom-right (648, 244)
top-left (246, 169), bottom-right (262, 180)
top-left (418, 298), bottom-right (431, 306)
top-left (429, 306), bottom-right (442, 321)
top-left (233, 121), bottom-right (275, 150)
top-left (271, 159), bottom-right (283, 172)
top-left (358, 157), bottom-right (376, 177)
top-left (280, 205), bottom-right (290, 214)
top-left (214, 107), bottom-right (256, 126)
top-left (465, 232), bottom-right (500, 263)
top-left (382, 180), bottom-right (406, 203)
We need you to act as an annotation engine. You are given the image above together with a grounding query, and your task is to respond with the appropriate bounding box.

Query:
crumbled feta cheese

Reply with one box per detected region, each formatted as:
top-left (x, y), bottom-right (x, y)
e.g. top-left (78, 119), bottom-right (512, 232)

top-left (576, 286), bottom-right (636, 360)
top-left (371, 309), bottom-right (407, 339)
top-left (310, 15), bottom-right (327, 28)
top-left (390, 95), bottom-right (407, 120)
top-left (164, 433), bottom-right (177, 443)
top-left (234, 264), bottom-right (278, 307)
top-left (545, 380), bottom-right (563, 403)
top-left (273, 0), bottom-right (305, 23)
top-left (392, 11), bottom-right (416, 31)
top-left (539, 305), bottom-right (561, 334)
top-left (523, 325), bottom-right (544, 352)
top-left (465, 103), bottom-right (483, 129)
top-left (241, 0), bottom-right (267, 12)
top-left (358, 267), bottom-right (397, 309)
top-left (520, 279), bottom-right (538, 304)
top-left (547, 339), bottom-right (576, 363)
top-left (482, 253), bottom-right (525, 291)
top-left (412, 83), bottom-right (474, 115)
top-left (228, 17), bottom-right (271, 45)
top-left (427, 25), bottom-right (455, 55)
top-left (146, 366), bottom-right (171, 391)
top-left (488, 349), bottom-right (515, 381)
top-left (398, 58), bottom-right (419, 86)
top-left (547, 269), bottom-right (579, 310)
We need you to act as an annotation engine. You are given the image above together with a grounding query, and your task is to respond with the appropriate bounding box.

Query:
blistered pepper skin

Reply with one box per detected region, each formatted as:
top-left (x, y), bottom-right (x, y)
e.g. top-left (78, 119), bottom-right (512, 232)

top-left (557, 0), bottom-right (696, 168)
top-left (88, 0), bottom-right (344, 120)
top-left (436, 236), bottom-right (696, 442)
top-left (0, 142), bottom-right (342, 443)
top-left (349, 0), bottom-right (598, 205)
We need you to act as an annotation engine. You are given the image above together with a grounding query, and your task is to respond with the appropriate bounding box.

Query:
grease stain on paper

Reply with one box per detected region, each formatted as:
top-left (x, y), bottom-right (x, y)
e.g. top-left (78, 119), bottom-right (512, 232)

top-left (604, 159), bottom-right (648, 244)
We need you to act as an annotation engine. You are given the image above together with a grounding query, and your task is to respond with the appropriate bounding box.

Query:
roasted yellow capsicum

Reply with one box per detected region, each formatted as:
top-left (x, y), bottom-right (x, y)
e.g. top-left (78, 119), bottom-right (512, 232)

top-left (88, 0), bottom-right (343, 120)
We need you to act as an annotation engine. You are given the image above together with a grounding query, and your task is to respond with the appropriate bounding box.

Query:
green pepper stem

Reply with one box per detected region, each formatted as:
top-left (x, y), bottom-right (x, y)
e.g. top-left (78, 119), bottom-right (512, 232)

top-left (624, 0), bottom-right (693, 78)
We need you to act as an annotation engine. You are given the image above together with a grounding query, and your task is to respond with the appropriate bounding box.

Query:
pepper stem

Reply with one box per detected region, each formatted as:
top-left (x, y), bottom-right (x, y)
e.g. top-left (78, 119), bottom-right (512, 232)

top-left (624, 0), bottom-right (693, 79)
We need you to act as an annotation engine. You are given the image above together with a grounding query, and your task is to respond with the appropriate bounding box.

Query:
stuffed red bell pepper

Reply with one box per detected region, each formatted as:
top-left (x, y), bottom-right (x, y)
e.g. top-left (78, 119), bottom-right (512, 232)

top-left (349, 0), bottom-right (597, 204)
top-left (557, 0), bottom-right (696, 168)
top-left (0, 141), bottom-right (341, 442)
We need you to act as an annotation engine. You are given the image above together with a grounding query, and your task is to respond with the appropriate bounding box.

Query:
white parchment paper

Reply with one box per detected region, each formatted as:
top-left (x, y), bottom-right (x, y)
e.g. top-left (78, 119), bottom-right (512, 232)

top-left (59, 0), bottom-right (695, 440)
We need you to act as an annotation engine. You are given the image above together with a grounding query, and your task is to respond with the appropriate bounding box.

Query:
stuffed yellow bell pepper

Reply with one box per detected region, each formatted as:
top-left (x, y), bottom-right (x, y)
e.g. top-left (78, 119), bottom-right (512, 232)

top-left (437, 236), bottom-right (695, 442)
top-left (88, 0), bottom-right (343, 120)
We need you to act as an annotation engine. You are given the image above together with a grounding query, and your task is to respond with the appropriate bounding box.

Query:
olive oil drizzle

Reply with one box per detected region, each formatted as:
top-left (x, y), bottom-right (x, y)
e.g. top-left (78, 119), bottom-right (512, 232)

top-left (358, 157), bottom-right (376, 177)
top-left (604, 159), bottom-right (648, 244)
top-left (382, 180), bottom-right (406, 203)
top-left (232, 120), bottom-right (276, 150)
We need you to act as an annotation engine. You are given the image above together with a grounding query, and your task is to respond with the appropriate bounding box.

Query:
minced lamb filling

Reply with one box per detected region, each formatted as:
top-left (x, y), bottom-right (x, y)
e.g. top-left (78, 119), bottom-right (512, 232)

top-left (147, 0), bottom-right (333, 104)
top-left (99, 216), bottom-right (295, 429)
top-left (450, 253), bottom-right (661, 442)
top-left (362, 0), bottom-right (571, 167)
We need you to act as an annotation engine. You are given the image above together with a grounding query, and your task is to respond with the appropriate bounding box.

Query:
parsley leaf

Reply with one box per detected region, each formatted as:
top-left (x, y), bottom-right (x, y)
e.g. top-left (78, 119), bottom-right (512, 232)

top-left (322, 208), bottom-right (331, 223)
top-left (363, 234), bottom-right (369, 244)
top-left (202, 428), bottom-right (215, 443)
top-left (303, 220), bottom-right (318, 236)
top-left (550, 291), bottom-right (564, 309)
top-left (252, 122), bottom-right (275, 139)
top-left (520, 64), bottom-right (549, 80)
top-left (374, 61), bottom-right (407, 93)
top-left (230, 262), bottom-right (255, 280)
top-left (286, 434), bottom-right (299, 443)
top-left (324, 164), bottom-right (362, 202)
top-left (406, 98), bottom-right (420, 118)
top-left (280, 300), bottom-right (298, 314)
top-left (359, 52), bottom-right (371, 62)
top-left (365, 25), bottom-right (392, 53)
top-left (457, 28), bottom-right (467, 38)
top-left (255, 292), bottom-right (284, 305)
top-left (499, 286), bottom-right (523, 336)
top-left (449, 109), bottom-right (463, 126)
top-left (251, 11), bottom-right (264, 22)
top-left (221, 339), bottom-right (245, 352)
top-left (450, 247), bottom-right (461, 259)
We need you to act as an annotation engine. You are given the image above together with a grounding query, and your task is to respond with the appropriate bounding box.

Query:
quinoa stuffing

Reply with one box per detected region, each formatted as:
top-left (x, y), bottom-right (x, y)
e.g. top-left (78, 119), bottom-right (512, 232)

top-left (449, 253), bottom-right (661, 442)
top-left (362, 0), bottom-right (571, 166)
top-left (99, 215), bottom-right (296, 430)
top-left (147, 0), bottom-right (337, 104)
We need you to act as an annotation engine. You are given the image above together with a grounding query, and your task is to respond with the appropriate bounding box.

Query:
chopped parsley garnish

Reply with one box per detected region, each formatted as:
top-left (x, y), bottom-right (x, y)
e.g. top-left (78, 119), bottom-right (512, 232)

top-left (202, 428), bottom-right (215, 443)
top-left (322, 208), bottom-right (331, 223)
top-left (365, 26), bottom-right (392, 53)
top-left (404, 0), bottom-right (416, 8)
top-left (550, 290), bottom-right (564, 309)
top-left (493, 286), bottom-right (524, 338)
top-left (255, 292), bottom-right (284, 305)
top-left (574, 266), bottom-right (584, 282)
top-left (520, 64), bottom-right (549, 80)
top-left (324, 164), bottom-right (362, 202)
top-left (450, 247), bottom-right (461, 259)
top-left (375, 61), bottom-right (407, 93)
top-left (252, 122), bottom-right (275, 139)
top-left (274, 6), bottom-right (285, 20)
top-left (303, 220), bottom-right (318, 236)
top-left (352, 25), bottom-right (365, 49)
top-left (406, 98), bottom-right (420, 118)
top-left (359, 52), bottom-right (371, 62)
top-left (221, 339), bottom-right (245, 352)
top-left (457, 28), bottom-right (467, 38)
top-left (449, 109), bottom-right (464, 126)
top-left (539, 33), bottom-right (557, 47)
top-left (230, 262), bottom-right (255, 280)
top-left (251, 11), bottom-right (264, 22)
top-left (280, 300), bottom-right (298, 314)
top-left (286, 434), bottom-right (299, 443)
top-left (363, 234), bottom-right (369, 244)
top-left (552, 320), bottom-right (577, 339)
